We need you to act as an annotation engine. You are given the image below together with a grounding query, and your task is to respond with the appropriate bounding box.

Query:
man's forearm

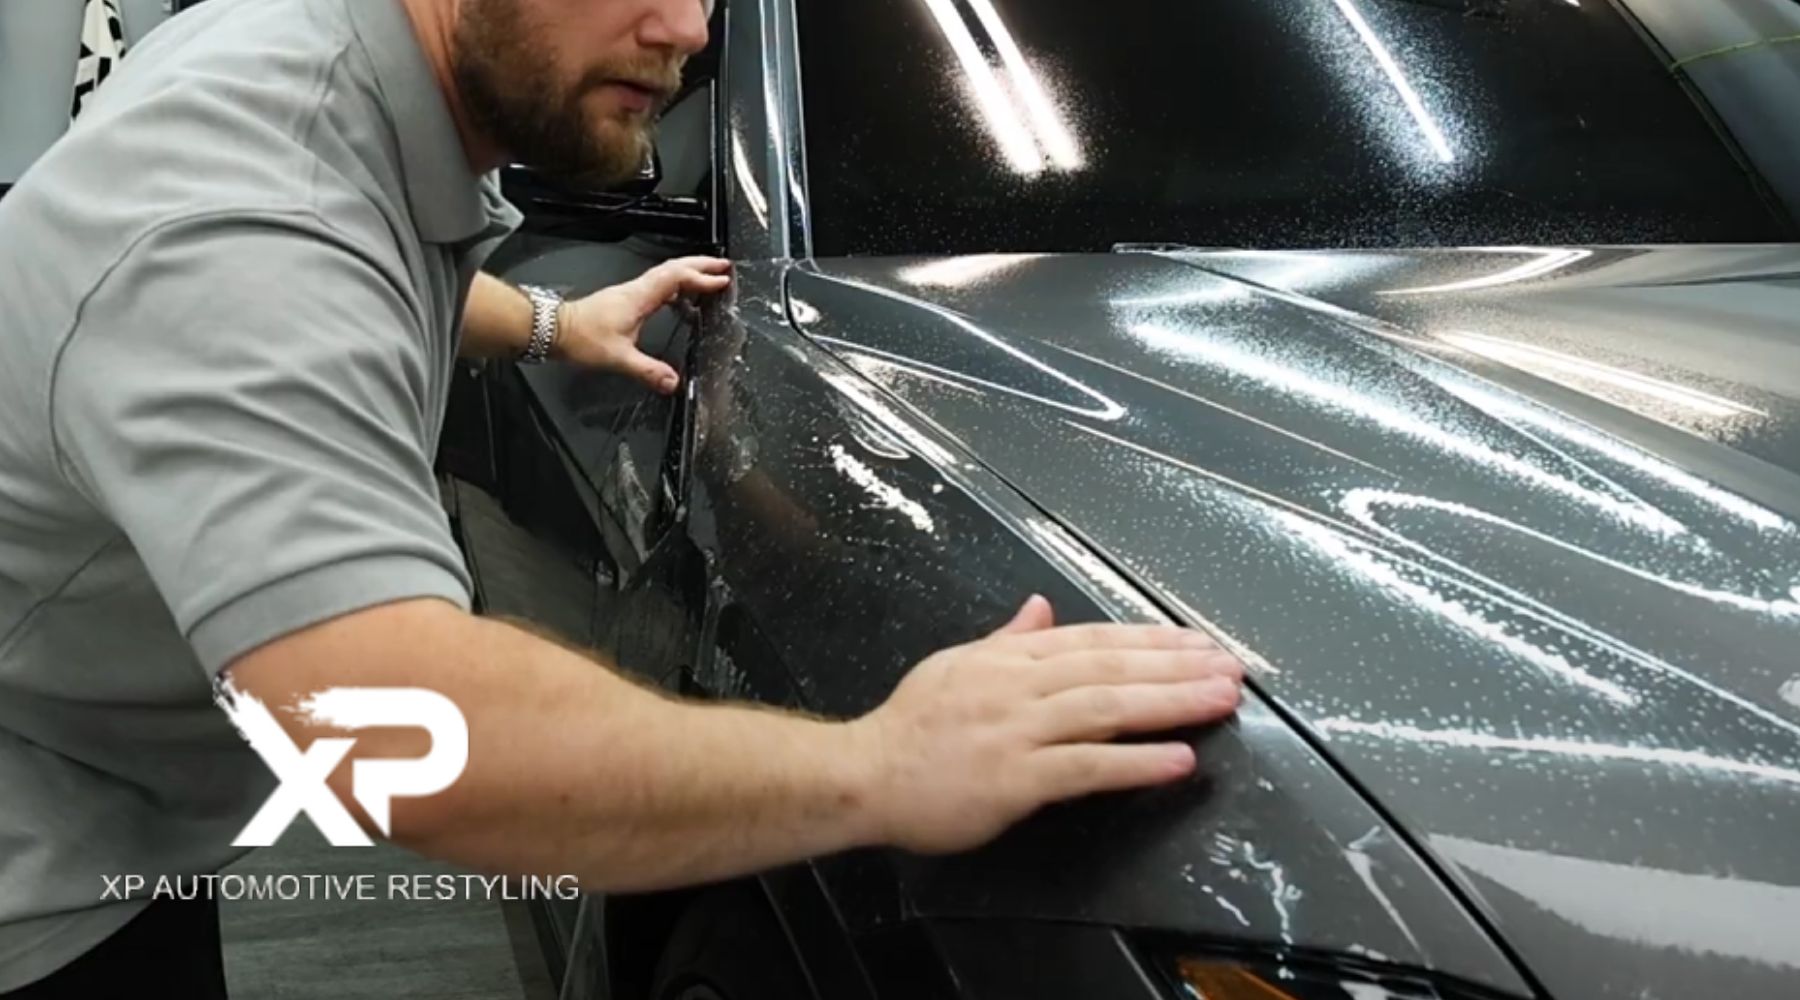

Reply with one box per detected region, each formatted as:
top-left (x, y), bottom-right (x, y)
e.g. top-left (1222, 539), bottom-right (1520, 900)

top-left (403, 612), bottom-right (879, 889)
top-left (460, 272), bottom-right (548, 360)
top-left (232, 601), bottom-right (882, 892)
top-left (228, 594), bottom-right (1246, 894)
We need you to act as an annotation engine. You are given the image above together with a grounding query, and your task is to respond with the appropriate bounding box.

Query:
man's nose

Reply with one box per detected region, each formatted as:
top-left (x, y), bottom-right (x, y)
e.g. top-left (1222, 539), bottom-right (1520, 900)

top-left (641, 0), bottom-right (711, 56)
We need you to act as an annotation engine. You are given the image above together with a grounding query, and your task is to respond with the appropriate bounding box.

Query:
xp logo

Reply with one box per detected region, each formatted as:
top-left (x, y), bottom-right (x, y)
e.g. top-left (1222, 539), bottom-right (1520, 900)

top-left (217, 683), bottom-right (468, 848)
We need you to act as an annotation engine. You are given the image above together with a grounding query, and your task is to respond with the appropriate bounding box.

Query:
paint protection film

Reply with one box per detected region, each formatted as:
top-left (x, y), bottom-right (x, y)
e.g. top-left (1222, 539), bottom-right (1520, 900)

top-left (793, 0), bottom-right (1796, 255)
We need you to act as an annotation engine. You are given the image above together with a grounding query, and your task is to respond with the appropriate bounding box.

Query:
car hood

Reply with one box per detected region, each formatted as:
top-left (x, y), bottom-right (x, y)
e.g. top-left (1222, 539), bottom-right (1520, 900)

top-left (787, 247), bottom-right (1800, 1000)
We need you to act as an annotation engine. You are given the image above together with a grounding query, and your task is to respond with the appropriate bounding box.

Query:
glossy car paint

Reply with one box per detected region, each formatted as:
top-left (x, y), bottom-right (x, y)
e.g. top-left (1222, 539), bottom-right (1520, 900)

top-left (1621, 0), bottom-right (1800, 221)
top-left (1181, 245), bottom-right (1800, 486)
top-left (441, 0), bottom-right (1800, 997)
top-left (793, 0), bottom-right (1797, 256)
top-left (788, 248), bottom-right (1800, 1000)
top-left (706, 266), bottom-right (1530, 992)
top-left (465, 259), bottom-right (1536, 998)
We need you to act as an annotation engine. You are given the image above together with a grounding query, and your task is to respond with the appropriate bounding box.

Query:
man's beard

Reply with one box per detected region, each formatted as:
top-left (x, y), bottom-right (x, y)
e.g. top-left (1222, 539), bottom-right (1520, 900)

top-left (450, 0), bottom-right (680, 186)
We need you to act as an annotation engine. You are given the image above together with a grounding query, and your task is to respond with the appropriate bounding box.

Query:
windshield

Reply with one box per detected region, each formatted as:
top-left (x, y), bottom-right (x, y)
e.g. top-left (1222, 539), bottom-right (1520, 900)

top-left (794, 0), bottom-right (1797, 256)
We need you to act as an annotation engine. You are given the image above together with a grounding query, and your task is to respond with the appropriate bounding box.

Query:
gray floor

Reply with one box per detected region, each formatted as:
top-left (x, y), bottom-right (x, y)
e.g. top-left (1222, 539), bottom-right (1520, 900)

top-left (219, 824), bottom-right (557, 1000)
top-left (448, 475), bottom-right (600, 643)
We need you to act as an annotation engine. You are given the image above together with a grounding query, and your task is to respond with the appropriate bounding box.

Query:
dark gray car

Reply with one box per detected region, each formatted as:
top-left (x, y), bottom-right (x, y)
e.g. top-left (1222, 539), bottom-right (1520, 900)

top-left (438, 1), bottom-right (1800, 998)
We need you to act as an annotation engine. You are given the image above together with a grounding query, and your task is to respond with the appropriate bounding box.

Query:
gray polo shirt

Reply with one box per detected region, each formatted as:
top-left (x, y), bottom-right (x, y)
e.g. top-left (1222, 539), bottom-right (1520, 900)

top-left (0, 0), bottom-right (521, 987)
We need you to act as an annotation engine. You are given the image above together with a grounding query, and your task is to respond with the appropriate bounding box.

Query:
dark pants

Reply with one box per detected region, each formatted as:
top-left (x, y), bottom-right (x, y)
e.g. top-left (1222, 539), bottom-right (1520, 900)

top-left (3, 898), bottom-right (227, 999)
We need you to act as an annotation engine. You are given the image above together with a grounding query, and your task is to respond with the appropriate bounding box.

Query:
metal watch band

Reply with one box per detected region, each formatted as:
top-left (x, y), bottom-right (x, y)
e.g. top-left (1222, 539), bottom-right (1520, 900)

top-left (518, 285), bottom-right (561, 364)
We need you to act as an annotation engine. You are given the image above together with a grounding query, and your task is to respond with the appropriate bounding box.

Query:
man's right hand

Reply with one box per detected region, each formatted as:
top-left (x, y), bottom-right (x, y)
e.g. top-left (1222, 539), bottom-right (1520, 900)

top-left (847, 595), bottom-right (1245, 855)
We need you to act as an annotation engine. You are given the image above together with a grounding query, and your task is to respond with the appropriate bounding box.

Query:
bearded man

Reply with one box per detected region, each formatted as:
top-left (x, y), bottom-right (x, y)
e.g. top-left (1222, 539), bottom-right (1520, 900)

top-left (0, 0), bottom-right (1246, 994)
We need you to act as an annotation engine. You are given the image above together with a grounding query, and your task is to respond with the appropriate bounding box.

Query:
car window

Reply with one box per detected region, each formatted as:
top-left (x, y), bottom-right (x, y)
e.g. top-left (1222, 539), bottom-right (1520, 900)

top-left (793, 0), bottom-right (1798, 255)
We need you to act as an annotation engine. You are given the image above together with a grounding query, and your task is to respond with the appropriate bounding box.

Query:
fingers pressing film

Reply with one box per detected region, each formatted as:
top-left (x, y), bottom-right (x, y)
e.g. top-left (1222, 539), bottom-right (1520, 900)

top-left (1029, 677), bottom-right (1242, 744)
top-left (988, 594), bottom-right (1056, 638)
top-left (1028, 743), bottom-right (1199, 801)
top-left (997, 620), bottom-right (1220, 660)
top-left (1024, 646), bottom-right (1245, 698)
top-left (629, 256), bottom-right (731, 316)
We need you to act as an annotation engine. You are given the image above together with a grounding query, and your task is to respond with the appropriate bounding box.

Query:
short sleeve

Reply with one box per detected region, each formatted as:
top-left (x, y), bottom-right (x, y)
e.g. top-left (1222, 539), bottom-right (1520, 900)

top-left (50, 211), bottom-right (473, 675)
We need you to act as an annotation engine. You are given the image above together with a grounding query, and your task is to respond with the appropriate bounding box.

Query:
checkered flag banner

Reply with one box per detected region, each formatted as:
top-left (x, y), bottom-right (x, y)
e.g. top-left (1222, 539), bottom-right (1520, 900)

top-left (71, 0), bottom-right (129, 121)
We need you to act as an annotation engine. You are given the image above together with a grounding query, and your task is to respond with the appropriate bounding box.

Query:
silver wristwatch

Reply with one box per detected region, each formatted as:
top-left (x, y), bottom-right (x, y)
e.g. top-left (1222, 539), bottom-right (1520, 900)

top-left (518, 285), bottom-right (563, 364)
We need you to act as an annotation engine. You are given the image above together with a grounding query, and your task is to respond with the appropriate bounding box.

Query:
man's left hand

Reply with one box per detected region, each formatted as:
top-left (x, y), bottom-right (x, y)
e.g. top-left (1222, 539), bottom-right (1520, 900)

top-left (556, 256), bottom-right (732, 393)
